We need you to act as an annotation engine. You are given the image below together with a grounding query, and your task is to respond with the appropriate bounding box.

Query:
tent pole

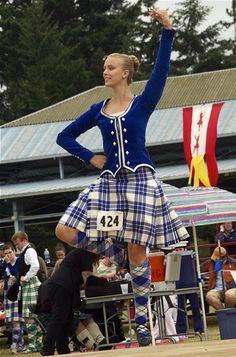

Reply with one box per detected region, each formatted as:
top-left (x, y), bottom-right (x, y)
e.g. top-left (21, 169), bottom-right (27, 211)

top-left (191, 221), bottom-right (208, 340)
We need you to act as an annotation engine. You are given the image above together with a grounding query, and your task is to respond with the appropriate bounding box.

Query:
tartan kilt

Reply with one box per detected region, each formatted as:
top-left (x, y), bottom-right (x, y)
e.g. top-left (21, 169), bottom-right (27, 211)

top-left (4, 290), bottom-right (24, 323)
top-left (21, 276), bottom-right (41, 318)
top-left (59, 167), bottom-right (189, 248)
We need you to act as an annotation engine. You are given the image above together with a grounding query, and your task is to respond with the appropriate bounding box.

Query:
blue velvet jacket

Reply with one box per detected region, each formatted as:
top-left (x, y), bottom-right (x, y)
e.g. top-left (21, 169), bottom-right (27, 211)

top-left (57, 28), bottom-right (175, 177)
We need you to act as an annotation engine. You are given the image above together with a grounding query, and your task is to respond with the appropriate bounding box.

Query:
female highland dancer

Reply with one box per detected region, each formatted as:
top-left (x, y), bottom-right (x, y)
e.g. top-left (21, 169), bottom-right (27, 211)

top-left (55, 8), bottom-right (189, 346)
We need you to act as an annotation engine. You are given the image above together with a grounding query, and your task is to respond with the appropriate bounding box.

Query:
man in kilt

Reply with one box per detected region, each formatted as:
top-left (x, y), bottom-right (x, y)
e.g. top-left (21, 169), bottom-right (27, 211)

top-left (55, 8), bottom-right (189, 346)
top-left (11, 231), bottom-right (43, 353)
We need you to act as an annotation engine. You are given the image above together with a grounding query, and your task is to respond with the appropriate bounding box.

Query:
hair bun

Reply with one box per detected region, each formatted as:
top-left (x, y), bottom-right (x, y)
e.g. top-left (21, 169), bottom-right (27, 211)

top-left (129, 55), bottom-right (140, 73)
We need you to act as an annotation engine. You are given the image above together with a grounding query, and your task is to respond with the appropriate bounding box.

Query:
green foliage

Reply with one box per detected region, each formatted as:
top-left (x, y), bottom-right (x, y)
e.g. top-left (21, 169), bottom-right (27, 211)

top-left (0, 0), bottom-right (235, 124)
top-left (171, 0), bottom-right (235, 74)
top-left (0, 0), bottom-right (88, 122)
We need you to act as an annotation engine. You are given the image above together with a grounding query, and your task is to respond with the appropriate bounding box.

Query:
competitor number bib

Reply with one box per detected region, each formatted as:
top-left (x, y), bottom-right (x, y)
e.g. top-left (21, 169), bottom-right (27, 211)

top-left (97, 211), bottom-right (123, 231)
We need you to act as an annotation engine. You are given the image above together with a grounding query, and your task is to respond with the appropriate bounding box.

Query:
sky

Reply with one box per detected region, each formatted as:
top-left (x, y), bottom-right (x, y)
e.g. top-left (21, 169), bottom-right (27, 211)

top-left (156, 0), bottom-right (234, 40)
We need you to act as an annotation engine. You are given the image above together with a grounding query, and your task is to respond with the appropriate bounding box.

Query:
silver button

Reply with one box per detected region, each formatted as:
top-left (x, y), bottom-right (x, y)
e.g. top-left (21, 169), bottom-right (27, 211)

top-left (113, 142), bottom-right (116, 146)
top-left (127, 161), bottom-right (130, 165)
top-left (116, 164), bottom-right (119, 168)
top-left (125, 139), bottom-right (128, 144)
top-left (123, 128), bottom-right (127, 132)
top-left (115, 153), bottom-right (118, 157)
top-left (122, 118), bottom-right (125, 121)
top-left (110, 120), bottom-right (113, 124)
top-left (126, 151), bottom-right (129, 155)
top-left (111, 131), bottom-right (114, 135)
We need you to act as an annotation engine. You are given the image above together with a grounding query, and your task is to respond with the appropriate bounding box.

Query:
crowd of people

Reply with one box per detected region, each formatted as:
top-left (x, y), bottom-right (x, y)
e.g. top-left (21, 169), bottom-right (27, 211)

top-left (0, 233), bottom-right (127, 354)
top-left (0, 223), bottom-right (236, 353)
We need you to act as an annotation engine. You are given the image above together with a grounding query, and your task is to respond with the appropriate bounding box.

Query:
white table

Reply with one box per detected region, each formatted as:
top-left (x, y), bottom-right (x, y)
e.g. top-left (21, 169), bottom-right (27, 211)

top-left (84, 286), bottom-right (201, 347)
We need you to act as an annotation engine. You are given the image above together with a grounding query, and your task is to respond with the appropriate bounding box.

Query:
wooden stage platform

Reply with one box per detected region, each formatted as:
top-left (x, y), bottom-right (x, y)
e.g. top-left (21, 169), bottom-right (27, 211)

top-left (70, 339), bottom-right (236, 357)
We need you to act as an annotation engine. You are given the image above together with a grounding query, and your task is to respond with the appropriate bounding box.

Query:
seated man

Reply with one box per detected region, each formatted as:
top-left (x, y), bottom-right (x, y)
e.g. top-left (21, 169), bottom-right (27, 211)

top-left (85, 275), bottom-right (126, 343)
top-left (201, 246), bottom-right (236, 310)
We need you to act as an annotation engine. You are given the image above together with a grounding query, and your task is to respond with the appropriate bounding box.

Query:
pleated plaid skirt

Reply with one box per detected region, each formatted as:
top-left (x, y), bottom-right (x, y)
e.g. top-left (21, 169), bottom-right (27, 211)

top-left (21, 276), bottom-right (41, 318)
top-left (4, 290), bottom-right (24, 323)
top-left (59, 167), bottom-right (189, 248)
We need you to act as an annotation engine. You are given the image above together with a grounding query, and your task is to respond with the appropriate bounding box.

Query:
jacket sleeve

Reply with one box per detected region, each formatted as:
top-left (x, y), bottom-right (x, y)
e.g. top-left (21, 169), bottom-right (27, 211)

top-left (139, 28), bottom-right (175, 115)
top-left (214, 232), bottom-right (225, 242)
top-left (24, 248), bottom-right (40, 282)
top-left (56, 106), bottom-right (98, 165)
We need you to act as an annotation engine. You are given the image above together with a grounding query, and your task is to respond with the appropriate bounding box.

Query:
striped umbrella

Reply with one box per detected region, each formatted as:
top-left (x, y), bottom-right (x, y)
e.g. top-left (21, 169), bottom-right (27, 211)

top-left (161, 183), bottom-right (208, 219)
top-left (179, 186), bottom-right (236, 226)
top-left (162, 183), bottom-right (236, 340)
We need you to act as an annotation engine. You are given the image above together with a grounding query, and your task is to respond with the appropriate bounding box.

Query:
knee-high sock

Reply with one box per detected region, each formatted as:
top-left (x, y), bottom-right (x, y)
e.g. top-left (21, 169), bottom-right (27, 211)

top-left (26, 322), bottom-right (42, 350)
top-left (18, 327), bottom-right (24, 348)
top-left (12, 326), bottom-right (21, 347)
top-left (69, 232), bottom-right (126, 267)
top-left (85, 320), bottom-right (104, 344)
top-left (130, 259), bottom-right (151, 326)
top-left (76, 329), bottom-right (95, 349)
top-left (35, 322), bottom-right (43, 348)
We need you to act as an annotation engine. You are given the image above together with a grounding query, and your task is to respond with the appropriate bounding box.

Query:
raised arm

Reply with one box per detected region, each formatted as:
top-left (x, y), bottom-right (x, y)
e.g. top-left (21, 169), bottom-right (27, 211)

top-left (139, 8), bottom-right (175, 114)
top-left (149, 8), bottom-right (173, 30)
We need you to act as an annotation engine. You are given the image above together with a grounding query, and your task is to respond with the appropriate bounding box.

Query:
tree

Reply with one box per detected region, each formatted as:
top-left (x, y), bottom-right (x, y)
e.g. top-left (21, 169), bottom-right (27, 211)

top-left (0, 0), bottom-right (88, 122)
top-left (194, 0), bottom-right (236, 72)
top-left (1, 0), bottom-right (233, 124)
top-left (222, 0), bottom-right (236, 58)
top-left (0, 0), bottom-right (151, 122)
top-left (0, 1), bottom-right (30, 124)
top-left (43, 0), bottom-right (151, 88)
top-left (171, 0), bottom-right (234, 74)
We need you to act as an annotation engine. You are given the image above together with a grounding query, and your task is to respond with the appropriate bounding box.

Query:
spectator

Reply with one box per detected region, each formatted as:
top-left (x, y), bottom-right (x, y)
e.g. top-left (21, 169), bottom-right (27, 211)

top-left (215, 222), bottom-right (236, 255)
top-left (75, 316), bottom-right (107, 351)
top-left (201, 246), bottom-right (236, 310)
top-left (90, 257), bottom-right (126, 343)
top-left (0, 242), bottom-right (6, 301)
top-left (54, 243), bottom-right (66, 261)
top-left (3, 242), bottom-right (25, 354)
top-left (85, 275), bottom-right (126, 344)
top-left (11, 231), bottom-right (43, 353)
top-left (51, 258), bottom-right (64, 276)
top-left (47, 243), bottom-right (67, 277)
top-left (94, 256), bottom-right (118, 281)
top-left (0, 242), bottom-right (5, 280)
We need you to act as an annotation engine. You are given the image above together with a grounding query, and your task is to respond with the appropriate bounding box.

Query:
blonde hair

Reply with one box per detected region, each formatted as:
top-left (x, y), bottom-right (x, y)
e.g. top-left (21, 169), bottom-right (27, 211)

top-left (108, 53), bottom-right (140, 85)
top-left (11, 231), bottom-right (29, 243)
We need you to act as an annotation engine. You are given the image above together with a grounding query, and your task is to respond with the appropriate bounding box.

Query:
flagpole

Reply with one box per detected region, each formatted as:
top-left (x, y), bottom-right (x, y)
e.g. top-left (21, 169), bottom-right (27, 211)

top-left (217, 239), bottom-right (226, 296)
top-left (192, 221), bottom-right (208, 340)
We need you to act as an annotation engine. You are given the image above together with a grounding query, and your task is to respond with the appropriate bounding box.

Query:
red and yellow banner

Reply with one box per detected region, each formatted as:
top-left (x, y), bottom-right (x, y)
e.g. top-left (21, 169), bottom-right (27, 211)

top-left (183, 103), bottom-right (224, 187)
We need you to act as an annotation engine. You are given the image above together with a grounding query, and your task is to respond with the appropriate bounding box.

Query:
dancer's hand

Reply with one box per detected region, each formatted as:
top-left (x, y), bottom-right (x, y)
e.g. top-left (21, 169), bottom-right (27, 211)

top-left (148, 8), bottom-right (173, 30)
top-left (90, 154), bottom-right (107, 169)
